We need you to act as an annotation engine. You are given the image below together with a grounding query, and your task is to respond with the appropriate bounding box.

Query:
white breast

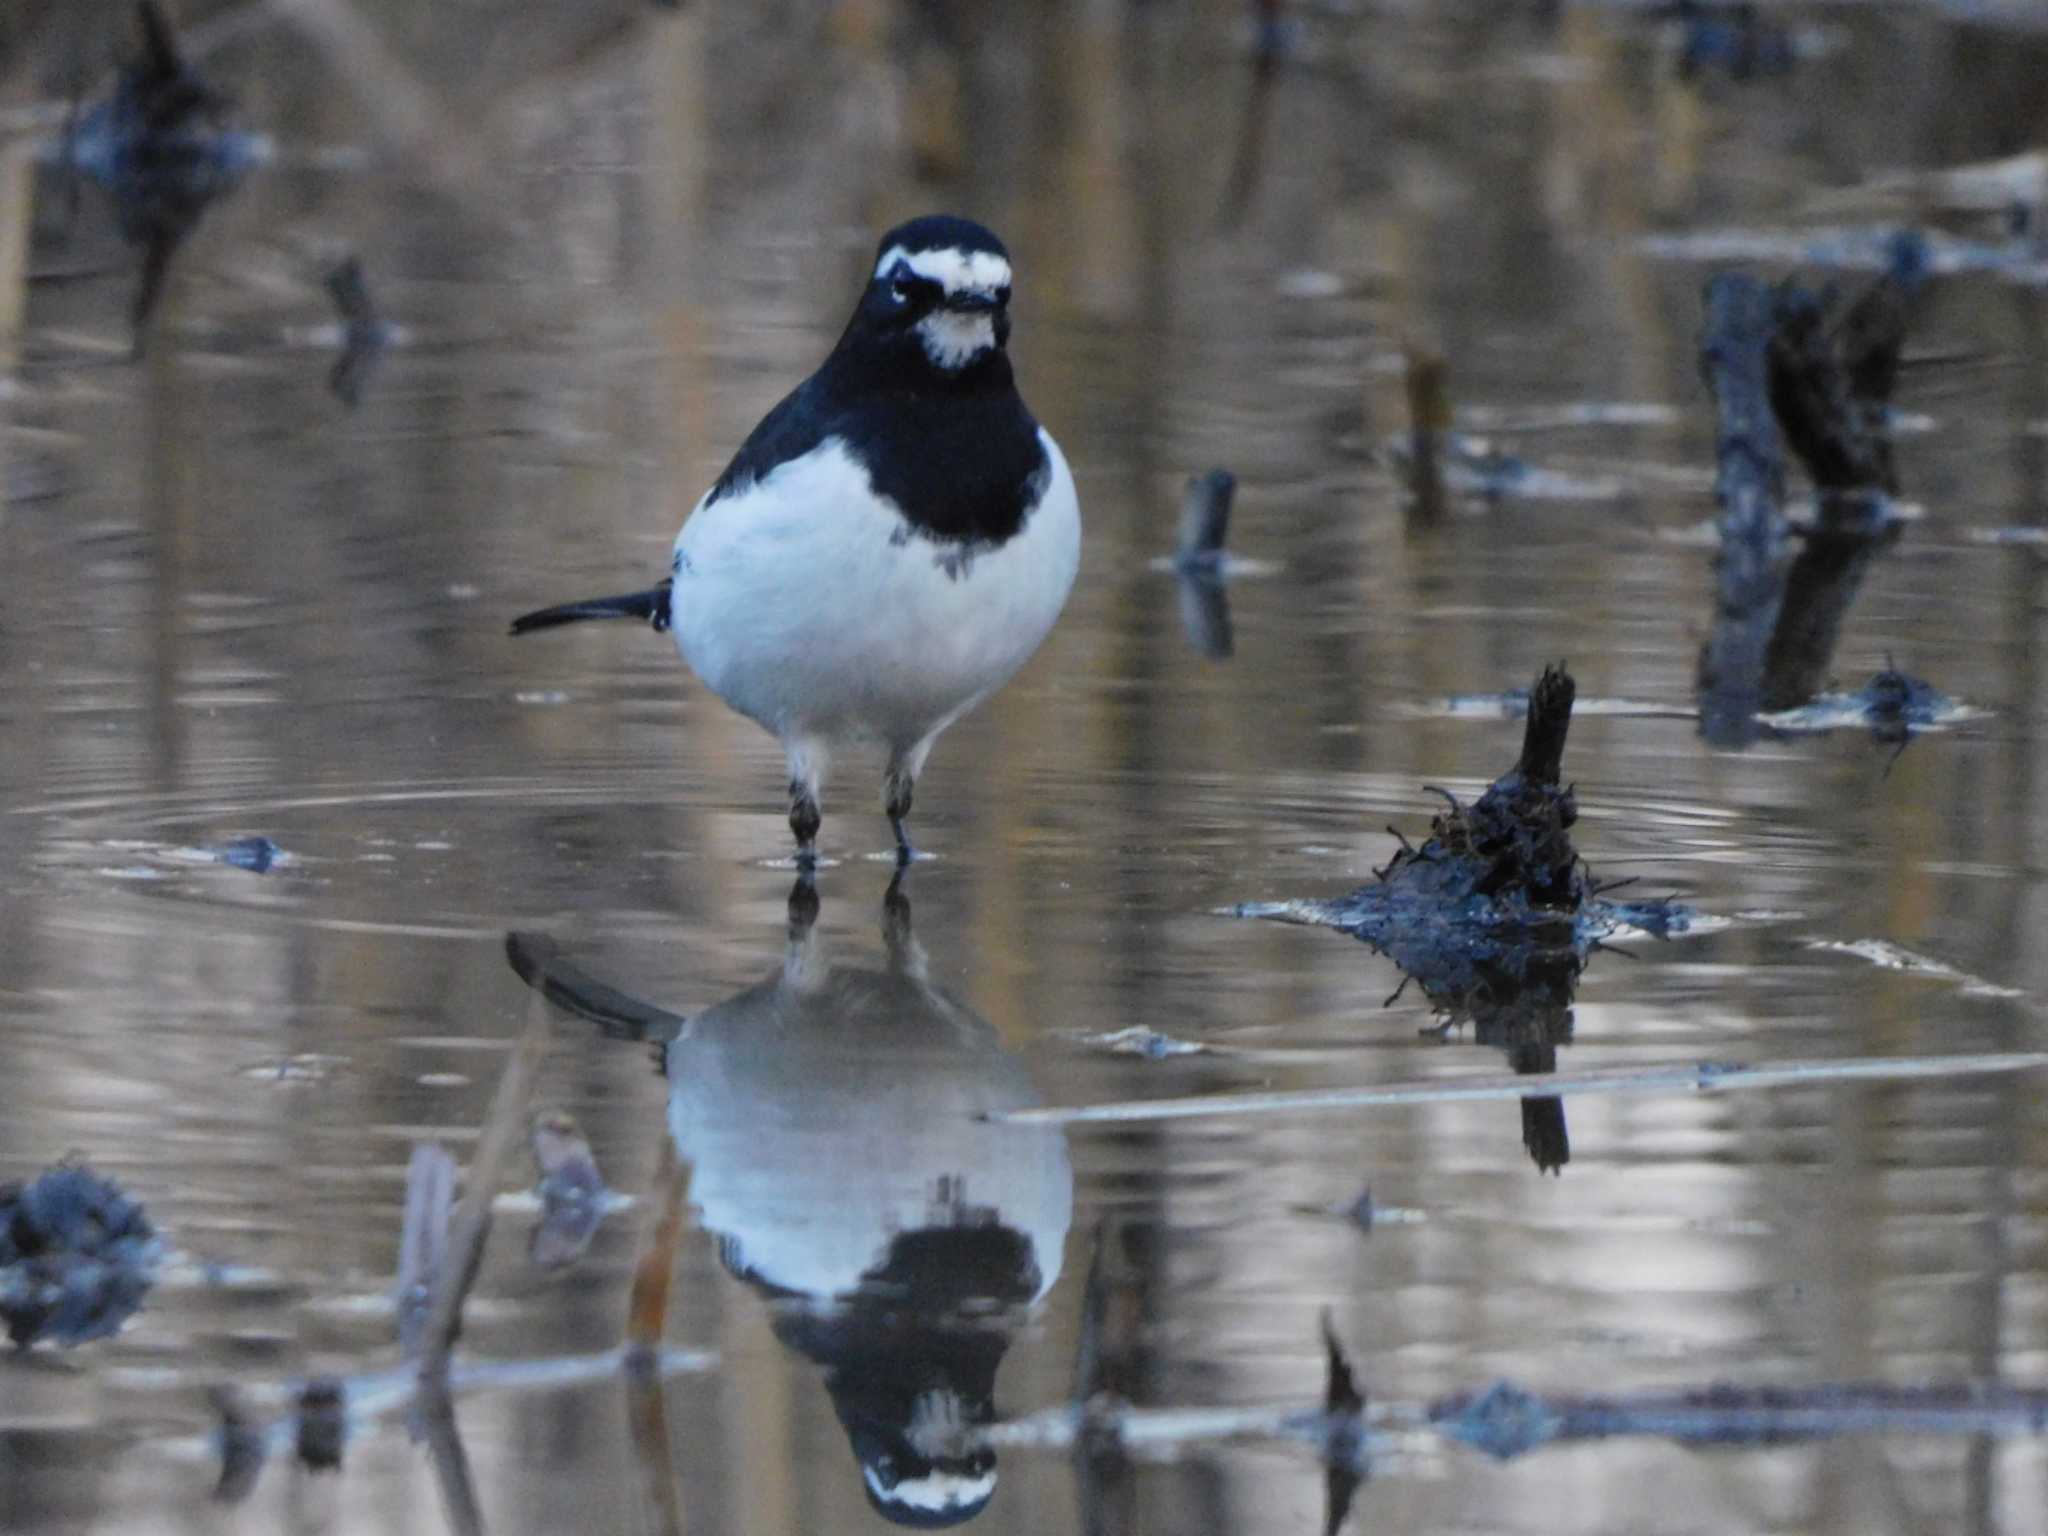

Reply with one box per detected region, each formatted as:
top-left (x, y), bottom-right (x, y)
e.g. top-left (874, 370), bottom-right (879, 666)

top-left (669, 431), bottom-right (1080, 754)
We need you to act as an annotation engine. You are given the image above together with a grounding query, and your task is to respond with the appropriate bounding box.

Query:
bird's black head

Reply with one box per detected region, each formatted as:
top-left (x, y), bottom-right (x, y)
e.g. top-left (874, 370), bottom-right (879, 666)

top-left (840, 215), bottom-right (1016, 382)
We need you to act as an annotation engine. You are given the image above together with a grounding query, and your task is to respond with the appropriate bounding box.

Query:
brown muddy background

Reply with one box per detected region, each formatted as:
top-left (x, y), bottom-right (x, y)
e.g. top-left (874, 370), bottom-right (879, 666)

top-left (7, 1), bottom-right (2048, 1532)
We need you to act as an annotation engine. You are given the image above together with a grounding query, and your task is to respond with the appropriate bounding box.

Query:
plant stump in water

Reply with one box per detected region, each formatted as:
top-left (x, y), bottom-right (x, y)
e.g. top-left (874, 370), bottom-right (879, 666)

top-left (1234, 663), bottom-right (1687, 1173)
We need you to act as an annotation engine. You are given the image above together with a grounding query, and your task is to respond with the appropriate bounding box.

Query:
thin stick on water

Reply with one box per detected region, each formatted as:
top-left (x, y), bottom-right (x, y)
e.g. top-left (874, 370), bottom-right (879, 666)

top-left (977, 1377), bottom-right (2048, 1464)
top-left (985, 1051), bottom-right (2048, 1127)
top-left (416, 992), bottom-right (553, 1377)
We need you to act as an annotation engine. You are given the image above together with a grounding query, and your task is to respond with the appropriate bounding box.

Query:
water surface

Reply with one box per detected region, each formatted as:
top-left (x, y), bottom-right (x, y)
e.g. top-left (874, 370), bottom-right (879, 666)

top-left (6, 2), bottom-right (2048, 1532)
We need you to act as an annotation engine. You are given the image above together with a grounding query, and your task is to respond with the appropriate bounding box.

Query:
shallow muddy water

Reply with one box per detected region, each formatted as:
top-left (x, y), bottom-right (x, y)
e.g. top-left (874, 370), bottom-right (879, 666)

top-left (8, 2), bottom-right (2048, 1533)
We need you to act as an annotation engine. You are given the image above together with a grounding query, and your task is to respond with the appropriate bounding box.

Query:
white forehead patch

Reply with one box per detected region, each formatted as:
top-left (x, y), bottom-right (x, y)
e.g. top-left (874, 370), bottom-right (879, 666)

top-left (916, 310), bottom-right (995, 369)
top-left (863, 1466), bottom-right (998, 1516)
top-left (875, 244), bottom-right (1012, 295)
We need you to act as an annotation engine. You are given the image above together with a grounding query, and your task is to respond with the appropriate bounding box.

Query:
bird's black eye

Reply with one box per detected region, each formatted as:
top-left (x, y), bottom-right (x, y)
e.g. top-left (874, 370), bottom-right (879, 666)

top-left (889, 277), bottom-right (915, 305)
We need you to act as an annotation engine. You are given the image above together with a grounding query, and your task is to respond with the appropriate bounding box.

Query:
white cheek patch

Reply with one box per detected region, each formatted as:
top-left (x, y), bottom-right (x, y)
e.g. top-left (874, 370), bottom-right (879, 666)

top-left (875, 244), bottom-right (1012, 297)
top-left (917, 310), bottom-right (996, 369)
top-left (863, 1466), bottom-right (999, 1517)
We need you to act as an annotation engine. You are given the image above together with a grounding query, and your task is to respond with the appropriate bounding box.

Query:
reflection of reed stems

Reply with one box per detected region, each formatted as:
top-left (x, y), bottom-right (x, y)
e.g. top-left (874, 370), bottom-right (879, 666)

top-left (0, 145), bottom-right (32, 367)
top-left (1402, 344), bottom-right (1450, 527)
top-left (621, 1110), bottom-right (690, 1534)
top-left (414, 1378), bottom-right (488, 1536)
top-left (417, 994), bottom-right (553, 1376)
top-left (396, 1143), bottom-right (458, 1360)
top-left (625, 1138), bottom-right (688, 1358)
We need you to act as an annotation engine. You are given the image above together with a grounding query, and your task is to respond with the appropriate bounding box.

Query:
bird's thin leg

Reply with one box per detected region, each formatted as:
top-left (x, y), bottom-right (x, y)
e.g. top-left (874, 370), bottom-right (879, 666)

top-left (789, 779), bottom-right (822, 872)
top-left (884, 768), bottom-right (916, 868)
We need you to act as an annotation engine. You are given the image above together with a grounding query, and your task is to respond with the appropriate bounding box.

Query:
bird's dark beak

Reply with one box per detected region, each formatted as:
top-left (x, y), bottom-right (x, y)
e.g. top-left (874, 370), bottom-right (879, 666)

top-left (944, 291), bottom-right (1001, 314)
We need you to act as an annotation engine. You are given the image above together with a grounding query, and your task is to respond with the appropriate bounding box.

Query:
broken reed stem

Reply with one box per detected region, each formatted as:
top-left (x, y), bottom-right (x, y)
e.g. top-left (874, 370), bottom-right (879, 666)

top-left (416, 993), bottom-right (553, 1377)
top-left (1514, 664), bottom-right (1575, 786)
top-left (987, 1050), bottom-right (2048, 1127)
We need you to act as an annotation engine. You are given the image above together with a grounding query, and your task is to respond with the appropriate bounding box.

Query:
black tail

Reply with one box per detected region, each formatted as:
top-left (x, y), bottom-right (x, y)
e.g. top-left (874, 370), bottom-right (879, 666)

top-left (509, 579), bottom-right (672, 637)
top-left (505, 932), bottom-right (689, 1045)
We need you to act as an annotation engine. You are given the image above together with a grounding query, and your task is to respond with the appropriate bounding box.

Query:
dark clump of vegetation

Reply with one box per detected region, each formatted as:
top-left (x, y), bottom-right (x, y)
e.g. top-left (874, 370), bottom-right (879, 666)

top-left (1269, 664), bottom-right (1686, 959)
top-left (62, 1), bottom-right (264, 354)
top-left (0, 1164), bottom-right (160, 1348)
top-left (1237, 665), bottom-right (1687, 1171)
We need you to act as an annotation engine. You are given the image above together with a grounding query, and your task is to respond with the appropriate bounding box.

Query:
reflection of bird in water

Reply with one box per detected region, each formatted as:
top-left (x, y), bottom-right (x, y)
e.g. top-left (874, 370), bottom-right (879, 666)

top-left (61, 2), bottom-right (266, 355)
top-left (509, 886), bottom-right (1072, 1527)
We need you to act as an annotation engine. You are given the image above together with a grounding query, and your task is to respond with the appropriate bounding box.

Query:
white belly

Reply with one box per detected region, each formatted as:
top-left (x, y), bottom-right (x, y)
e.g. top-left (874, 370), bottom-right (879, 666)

top-left (669, 432), bottom-right (1080, 754)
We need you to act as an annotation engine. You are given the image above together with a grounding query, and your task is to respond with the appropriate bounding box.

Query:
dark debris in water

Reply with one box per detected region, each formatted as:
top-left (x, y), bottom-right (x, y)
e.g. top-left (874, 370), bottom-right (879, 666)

top-left (1067, 1025), bottom-right (1210, 1060)
top-left (209, 1385), bottom-right (266, 1504)
top-left (205, 835), bottom-right (284, 873)
top-left (295, 1378), bottom-right (346, 1472)
top-left (1693, 241), bottom-right (1975, 751)
top-left (1240, 666), bottom-right (1688, 955)
top-left (0, 1164), bottom-right (161, 1348)
top-left (59, 2), bottom-right (267, 356)
top-left (1319, 1312), bottom-right (1366, 1536)
top-left (529, 1109), bottom-right (610, 1272)
top-left (1759, 662), bottom-right (1965, 748)
top-left (1665, 1), bottom-right (1798, 82)
top-left (325, 256), bottom-right (394, 408)
top-left (1234, 665), bottom-right (1690, 1172)
top-left (1170, 469), bottom-right (1238, 659)
top-left (1431, 1378), bottom-right (2048, 1460)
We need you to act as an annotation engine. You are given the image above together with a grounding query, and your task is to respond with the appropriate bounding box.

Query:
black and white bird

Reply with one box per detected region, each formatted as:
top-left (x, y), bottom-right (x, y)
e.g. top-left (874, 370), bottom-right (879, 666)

top-left (511, 215), bottom-right (1081, 869)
